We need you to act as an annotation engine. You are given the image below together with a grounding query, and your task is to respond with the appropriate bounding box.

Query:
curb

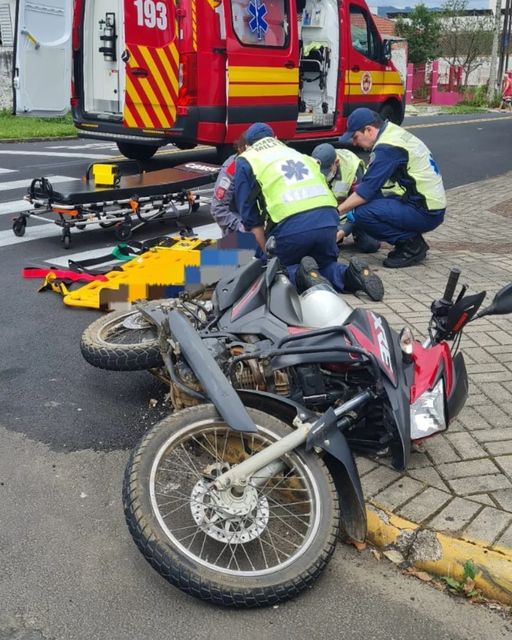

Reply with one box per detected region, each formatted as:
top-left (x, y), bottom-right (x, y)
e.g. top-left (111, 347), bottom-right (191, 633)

top-left (366, 502), bottom-right (512, 606)
top-left (0, 135), bottom-right (78, 143)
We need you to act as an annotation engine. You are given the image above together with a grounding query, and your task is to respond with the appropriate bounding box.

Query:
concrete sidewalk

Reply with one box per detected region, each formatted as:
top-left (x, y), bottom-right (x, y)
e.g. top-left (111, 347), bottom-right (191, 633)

top-left (341, 171), bottom-right (512, 604)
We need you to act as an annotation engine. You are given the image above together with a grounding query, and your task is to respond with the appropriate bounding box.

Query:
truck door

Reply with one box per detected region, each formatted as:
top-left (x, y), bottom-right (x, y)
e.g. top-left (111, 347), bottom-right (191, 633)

top-left (224, 0), bottom-right (299, 139)
top-left (82, 0), bottom-right (123, 116)
top-left (13, 0), bottom-right (72, 116)
top-left (345, 0), bottom-right (388, 111)
top-left (122, 0), bottom-right (178, 130)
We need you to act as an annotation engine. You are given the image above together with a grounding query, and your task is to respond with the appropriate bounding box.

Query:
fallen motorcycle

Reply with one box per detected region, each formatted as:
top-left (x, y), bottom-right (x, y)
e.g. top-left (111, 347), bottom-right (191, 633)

top-left (117, 266), bottom-right (512, 607)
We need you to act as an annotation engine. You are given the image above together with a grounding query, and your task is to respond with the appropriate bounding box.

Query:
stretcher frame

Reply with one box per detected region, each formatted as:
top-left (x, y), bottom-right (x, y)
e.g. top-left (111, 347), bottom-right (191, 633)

top-left (12, 162), bottom-right (219, 249)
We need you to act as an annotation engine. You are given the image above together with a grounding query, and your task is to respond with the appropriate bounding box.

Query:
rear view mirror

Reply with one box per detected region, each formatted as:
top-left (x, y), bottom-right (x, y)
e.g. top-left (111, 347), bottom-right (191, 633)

top-left (479, 283), bottom-right (512, 317)
top-left (382, 40), bottom-right (392, 63)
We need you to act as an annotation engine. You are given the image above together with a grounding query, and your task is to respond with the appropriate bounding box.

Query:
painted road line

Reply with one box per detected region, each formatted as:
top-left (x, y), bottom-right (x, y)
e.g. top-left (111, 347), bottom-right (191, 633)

top-left (0, 150), bottom-right (114, 159)
top-left (0, 175), bottom-right (78, 193)
top-left (407, 115), bottom-right (512, 130)
top-left (0, 200), bottom-right (30, 216)
top-left (0, 168), bottom-right (15, 174)
top-left (47, 246), bottom-right (119, 267)
top-left (0, 223), bottom-right (61, 247)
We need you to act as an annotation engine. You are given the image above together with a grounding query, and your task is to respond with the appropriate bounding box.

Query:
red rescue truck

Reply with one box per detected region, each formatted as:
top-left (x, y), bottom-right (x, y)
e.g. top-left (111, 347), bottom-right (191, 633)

top-left (71, 0), bottom-right (405, 161)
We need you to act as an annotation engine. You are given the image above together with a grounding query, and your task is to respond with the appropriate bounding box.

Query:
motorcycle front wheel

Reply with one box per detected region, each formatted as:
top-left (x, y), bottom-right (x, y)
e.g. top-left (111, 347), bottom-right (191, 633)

top-left (123, 404), bottom-right (339, 607)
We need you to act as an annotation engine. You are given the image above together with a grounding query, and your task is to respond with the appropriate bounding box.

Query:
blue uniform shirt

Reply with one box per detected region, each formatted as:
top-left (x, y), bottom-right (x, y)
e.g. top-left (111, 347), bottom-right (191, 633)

top-left (355, 123), bottom-right (442, 211)
top-left (234, 157), bottom-right (338, 239)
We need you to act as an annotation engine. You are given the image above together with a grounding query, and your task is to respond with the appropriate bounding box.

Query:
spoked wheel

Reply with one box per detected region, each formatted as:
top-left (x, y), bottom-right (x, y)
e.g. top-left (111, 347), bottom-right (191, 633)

top-left (80, 308), bottom-right (162, 370)
top-left (123, 405), bottom-right (339, 607)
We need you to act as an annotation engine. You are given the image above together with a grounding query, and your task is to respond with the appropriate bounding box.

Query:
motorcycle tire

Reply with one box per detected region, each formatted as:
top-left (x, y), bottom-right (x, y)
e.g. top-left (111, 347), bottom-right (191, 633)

top-left (80, 308), bottom-right (162, 371)
top-left (123, 404), bottom-right (339, 608)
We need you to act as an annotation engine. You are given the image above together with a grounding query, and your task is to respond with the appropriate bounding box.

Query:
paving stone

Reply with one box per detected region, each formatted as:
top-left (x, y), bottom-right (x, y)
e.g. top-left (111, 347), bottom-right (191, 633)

top-left (438, 459), bottom-right (500, 480)
top-left (456, 407), bottom-right (492, 430)
top-left (423, 435), bottom-right (461, 464)
top-left (429, 497), bottom-right (482, 533)
top-left (496, 524), bottom-right (512, 549)
top-left (445, 432), bottom-right (487, 459)
top-left (405, 451), bottom-right (433, 469)
top-left (373, 477), bottom-right (424, 511)
top-left (360, 465), bottom-right (401, 498)
top-left (463, 507), bottom-right (512, 545)
top-left (474, 404), bottom-right (512, 427)
top-left (472, 427), bottom-right (512, 442)
top-left (476, 382), bottom-right (512, 406)
top-left (407, 466), bottom-right (450, 491)
top-left (493, 489), bottom-right (512, 512)
top-left (355, 456), bottom-right (378, 476)
top-left (465, 332), bottom-right (499, 347)
top-left (398, 487), bottom-right (452, 523)
top-left (485, 440), bottom-right (512, 455)
top-left (467, 493), bottom-right (496, 507)
top-left (462, 348), bottom-right (497, 365)
top-left (496, 455), bottom-right (512, 477)
top-left (449, 474), bottom-right (512, 495)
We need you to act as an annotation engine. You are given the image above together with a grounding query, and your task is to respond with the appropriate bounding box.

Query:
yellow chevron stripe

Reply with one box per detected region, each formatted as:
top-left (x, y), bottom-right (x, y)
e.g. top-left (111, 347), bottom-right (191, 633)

top-left (156, 47), bottom-right (179, 95)
top-left (191, 0), bottom-right (197, 51)
top-left (229, 66), bottom-right (298, 84)
top-left (139, 46), bottom-right (175, 110)
top-left (139, 78), bottom-right (172, 128)
top-left (229, 84), bottom-right (299, 98)
top-left (125, 76), bottom-right (153, 128)
top-left (206, 0), bottom-right (221, 8)
top-left (123, 103), bottom-right (139, 128)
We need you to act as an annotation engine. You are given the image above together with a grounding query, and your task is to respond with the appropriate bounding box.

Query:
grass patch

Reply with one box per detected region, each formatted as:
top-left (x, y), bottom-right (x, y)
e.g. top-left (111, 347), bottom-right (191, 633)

top-left (0, 110), bottom-right (77, 140)
top-left (440, 105), bottom-right (488, 114)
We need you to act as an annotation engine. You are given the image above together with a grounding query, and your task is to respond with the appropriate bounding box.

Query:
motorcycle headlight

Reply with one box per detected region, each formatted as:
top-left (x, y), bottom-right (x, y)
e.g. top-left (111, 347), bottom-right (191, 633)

top-left (410, 378), bottom-right (446, 440)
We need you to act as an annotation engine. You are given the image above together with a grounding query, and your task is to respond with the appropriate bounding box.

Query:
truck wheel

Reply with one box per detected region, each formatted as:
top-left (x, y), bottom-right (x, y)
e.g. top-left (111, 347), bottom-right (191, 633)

top-left (117, 143), bottom-right (159, 161)
top-left (123, 404), bottom-right (340, 607)
top-left (379, 103), bottom-right (401, 125)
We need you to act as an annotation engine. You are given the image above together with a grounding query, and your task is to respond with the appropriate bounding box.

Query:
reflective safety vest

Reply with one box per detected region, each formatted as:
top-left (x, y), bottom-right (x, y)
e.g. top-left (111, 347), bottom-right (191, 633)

top-left (330, 149), bottom-right (366, 200)
top-left (241, 137), bottom-right (336, 224)
top-left (374, 122), bottom-right (447, 211)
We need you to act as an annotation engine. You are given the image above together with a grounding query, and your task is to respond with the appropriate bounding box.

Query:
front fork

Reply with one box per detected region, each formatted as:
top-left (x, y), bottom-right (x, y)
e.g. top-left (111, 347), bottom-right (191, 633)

top-left (212, 390), bottom-right (373, 491)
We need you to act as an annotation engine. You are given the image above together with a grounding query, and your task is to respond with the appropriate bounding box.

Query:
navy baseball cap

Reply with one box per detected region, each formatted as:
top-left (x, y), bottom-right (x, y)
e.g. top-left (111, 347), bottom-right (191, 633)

top-left (245, 122), bottom-right (275, 144)
top-left (339, 108), bottom-right (379, 144)
top-left (311, 143), bottom-right (337, 176)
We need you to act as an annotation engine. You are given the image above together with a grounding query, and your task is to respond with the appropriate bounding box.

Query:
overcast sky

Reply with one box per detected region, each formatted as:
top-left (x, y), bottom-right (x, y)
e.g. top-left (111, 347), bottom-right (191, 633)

top-left (369, 0), bottom-right (491, 9)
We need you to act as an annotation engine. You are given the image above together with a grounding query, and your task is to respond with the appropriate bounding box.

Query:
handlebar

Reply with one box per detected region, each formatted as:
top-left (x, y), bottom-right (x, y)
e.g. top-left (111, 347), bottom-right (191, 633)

top-left (442, 268), bottom-right (461, 303)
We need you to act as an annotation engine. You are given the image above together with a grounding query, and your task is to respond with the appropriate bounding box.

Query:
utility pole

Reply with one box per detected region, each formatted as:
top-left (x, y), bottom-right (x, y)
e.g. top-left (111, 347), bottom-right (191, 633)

top-left (488, 0), bottom-right (503, 102)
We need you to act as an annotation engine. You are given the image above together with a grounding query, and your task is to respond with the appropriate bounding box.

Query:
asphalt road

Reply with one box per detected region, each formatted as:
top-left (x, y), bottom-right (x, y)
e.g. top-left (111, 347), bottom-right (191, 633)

top-left (1, 112), bottom-right (512, 639)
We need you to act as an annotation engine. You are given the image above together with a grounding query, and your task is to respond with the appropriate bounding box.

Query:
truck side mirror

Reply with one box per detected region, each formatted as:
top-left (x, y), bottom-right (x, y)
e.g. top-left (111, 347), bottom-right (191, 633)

top-left (382, 40), bottom-right (392, 63)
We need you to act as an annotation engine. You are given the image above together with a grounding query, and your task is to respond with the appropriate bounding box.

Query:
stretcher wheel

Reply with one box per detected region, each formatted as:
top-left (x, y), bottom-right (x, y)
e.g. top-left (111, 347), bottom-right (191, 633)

top-left (13, 218), bottom-right (26, 237)
top-left (76, 212), bottom-right (87, 231)
top-left (115, 222), bottom-right (132, 241)
top-left (62, 232), bottom-right (72, 249)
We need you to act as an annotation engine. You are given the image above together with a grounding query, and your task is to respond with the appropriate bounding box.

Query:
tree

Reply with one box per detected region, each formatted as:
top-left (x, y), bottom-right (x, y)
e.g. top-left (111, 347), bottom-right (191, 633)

top-left (395, 4), bottom-right (442, 64)
top-left (439, 0), bottom-right (494, 86)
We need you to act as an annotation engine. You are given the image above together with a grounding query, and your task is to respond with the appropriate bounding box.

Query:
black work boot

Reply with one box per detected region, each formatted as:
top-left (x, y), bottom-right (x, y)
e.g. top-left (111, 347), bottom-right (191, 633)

top-left (295, 256), bottom-right (331, 293)
top-left (343, 257), bottom-right (384, 302)
top-left (383, 235), bottom-right (429, 268)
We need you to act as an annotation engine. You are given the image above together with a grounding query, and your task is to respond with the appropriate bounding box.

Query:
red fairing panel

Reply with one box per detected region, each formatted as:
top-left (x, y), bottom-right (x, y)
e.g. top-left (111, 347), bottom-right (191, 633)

top-left (410, 341), bottom-right (454, 403)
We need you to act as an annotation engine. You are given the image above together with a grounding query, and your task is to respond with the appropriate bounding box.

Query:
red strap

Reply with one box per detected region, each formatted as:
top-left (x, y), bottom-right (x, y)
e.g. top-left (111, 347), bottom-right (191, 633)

top-left (22, 267), bottom-right (107, 282)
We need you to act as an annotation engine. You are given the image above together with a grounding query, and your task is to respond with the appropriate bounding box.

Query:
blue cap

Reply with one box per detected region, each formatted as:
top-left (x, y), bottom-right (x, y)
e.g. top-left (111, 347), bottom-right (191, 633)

top-left (311, 143), bottom-right (337, 176)
top-left (245, 122), bottom-right (274, 145)
top-left (339, 108), bottom-right (379, 144)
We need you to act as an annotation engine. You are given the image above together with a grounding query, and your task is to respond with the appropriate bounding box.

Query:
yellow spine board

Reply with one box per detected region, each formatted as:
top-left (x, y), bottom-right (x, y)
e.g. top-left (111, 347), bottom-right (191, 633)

top-left (63, 237), bottom-right (209, 310)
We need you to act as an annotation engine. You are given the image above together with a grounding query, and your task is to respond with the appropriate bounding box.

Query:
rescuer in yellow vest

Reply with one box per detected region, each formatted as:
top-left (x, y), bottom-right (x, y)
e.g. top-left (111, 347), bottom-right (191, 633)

top-left (337, 108), bottom-right (446, 268)
top-left (311, 143), bottom-right (380, 254)
top-left (234, 122), bottom-right (384, 301)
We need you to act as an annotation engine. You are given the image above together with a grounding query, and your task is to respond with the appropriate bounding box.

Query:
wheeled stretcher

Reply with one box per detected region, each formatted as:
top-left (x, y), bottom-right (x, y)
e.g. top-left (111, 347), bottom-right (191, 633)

top-left (12, 162), bottom-right (220, 248)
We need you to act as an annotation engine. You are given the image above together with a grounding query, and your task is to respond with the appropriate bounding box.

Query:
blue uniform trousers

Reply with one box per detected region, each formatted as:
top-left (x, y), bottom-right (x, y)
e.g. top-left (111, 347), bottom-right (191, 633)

top-left (353, 195), bottom-right (445, 245)
top-left (271, 226), bottom-right (348, 292)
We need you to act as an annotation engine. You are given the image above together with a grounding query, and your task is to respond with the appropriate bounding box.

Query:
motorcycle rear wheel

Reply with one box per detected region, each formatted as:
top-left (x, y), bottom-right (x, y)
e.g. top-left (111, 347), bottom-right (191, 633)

top-left (123, 404), bottom-right (339, 607)
top-left (80, 307), bottom-right (162, 371)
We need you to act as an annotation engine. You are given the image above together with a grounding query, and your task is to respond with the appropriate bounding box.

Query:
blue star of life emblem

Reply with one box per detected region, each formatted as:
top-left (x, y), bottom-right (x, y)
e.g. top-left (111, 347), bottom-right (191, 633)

top-left (247, 0), bottom-right (268, 41)
top-left (281, 159), bottom-right (309, 181)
